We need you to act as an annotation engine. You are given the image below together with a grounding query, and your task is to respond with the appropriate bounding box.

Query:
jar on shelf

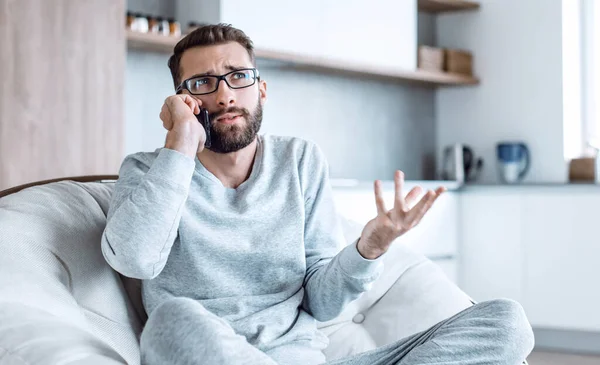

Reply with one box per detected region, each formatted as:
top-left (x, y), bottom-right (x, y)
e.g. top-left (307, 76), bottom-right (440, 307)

top-left (134, 13), bottom-right (149, 33)
top-left (126, 12), bottom-right (135, 30)
top-left (169, 18), bottom-right (181, 37)
top-left (157, 17), bottom-right (170, 36)
top-left (148, 16), bottom-right (160, 34)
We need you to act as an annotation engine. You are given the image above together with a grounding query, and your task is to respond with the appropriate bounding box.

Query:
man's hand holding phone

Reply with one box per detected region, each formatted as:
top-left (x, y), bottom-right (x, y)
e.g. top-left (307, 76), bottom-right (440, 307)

top-left (160, 95), bottom-right (207, 158)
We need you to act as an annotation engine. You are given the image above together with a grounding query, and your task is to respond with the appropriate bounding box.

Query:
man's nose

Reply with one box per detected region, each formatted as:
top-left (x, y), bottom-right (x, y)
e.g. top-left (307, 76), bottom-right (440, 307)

top-left (215, 79), bottom-right (235, 106)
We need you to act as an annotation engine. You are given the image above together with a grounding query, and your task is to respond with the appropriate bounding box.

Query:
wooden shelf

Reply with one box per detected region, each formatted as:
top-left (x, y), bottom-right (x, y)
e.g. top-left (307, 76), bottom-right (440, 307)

top-left (418, 0), bottom-right (480, 13)
top-left (126, 30), bottom-right (479, 87)
top-left (127, 30), bottom-right (179, 53)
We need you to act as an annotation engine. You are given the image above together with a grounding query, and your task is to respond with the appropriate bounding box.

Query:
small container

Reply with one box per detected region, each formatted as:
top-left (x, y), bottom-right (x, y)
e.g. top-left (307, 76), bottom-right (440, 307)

top-left (418, 45), bottom-right (444, 72)
top-left (156, 17), bottom-right (170, 36)
top-left (134, 13), bottom-right (149, 33)
top-left (126, 12), bottom-right (135, 30)
top-left (445, 48), bottom-right (473, 76)
top-left (169, 18), bottom-right (181, 37)
top-left (148, 16), bottom-right (160, 34)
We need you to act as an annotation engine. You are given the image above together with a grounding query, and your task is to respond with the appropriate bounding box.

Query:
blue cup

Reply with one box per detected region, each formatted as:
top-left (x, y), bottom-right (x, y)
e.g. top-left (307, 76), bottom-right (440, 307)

top-left (496, 142), bottom-right (530, 183)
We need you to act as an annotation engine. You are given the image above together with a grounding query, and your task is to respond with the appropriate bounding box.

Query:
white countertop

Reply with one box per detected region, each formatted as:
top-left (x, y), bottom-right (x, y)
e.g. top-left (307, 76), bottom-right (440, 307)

top-left (329, 179), bottom-right (462, 191)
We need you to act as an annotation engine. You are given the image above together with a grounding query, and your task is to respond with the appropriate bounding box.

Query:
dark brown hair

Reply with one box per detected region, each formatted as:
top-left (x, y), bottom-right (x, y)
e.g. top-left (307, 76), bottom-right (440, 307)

top-left (167, 23), bottom-right (256, 90)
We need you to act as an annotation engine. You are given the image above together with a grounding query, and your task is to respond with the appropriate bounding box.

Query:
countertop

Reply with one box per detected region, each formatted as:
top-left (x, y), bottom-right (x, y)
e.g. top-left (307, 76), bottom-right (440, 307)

top-left (330, 179), bottom-right (462, 191)
top-left (330, 179), bottom-right (600, 192)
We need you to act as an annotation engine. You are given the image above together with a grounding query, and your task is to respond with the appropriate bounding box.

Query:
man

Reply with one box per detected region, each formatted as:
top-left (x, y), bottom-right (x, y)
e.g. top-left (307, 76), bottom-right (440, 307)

top-left (101, 23), bottom-right (534, 365)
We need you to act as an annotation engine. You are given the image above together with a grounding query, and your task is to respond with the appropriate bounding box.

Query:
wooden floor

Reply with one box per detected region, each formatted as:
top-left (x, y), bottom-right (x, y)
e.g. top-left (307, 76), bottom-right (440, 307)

top-left (528, 351), bottom-right (600, 365)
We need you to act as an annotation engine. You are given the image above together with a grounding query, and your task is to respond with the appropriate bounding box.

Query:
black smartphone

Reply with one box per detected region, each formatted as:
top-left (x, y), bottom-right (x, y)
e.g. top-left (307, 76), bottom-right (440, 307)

top-left (197, 107), bottom-right (211, 148)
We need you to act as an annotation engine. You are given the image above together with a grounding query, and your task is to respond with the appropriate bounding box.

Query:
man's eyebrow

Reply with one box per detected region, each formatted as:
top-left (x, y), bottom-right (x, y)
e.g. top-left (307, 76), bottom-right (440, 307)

top-left (185, 65), bottom-right (249, 80)
top-left (224, 64), bottom-right (248, 72)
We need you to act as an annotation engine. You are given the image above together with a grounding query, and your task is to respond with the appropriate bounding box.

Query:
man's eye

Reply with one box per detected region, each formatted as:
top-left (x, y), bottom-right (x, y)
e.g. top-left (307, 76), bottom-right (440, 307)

top-left (195, 78), bottom-right (209, 85)
top-left (232, 73), bottom-right (247, 79)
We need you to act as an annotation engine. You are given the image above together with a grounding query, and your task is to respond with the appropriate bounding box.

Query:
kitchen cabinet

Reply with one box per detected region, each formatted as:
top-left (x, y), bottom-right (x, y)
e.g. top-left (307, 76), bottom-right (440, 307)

top-left (175, 0), bottom-right (417, 71)
top-left (522, 192), bottom-right (600, 331)
top-left (458, 192), bottom-right (524, 303)
top-left (459, 188), bottom-right (600, 332)
top-left (332, 183), bottom-right (459, 283)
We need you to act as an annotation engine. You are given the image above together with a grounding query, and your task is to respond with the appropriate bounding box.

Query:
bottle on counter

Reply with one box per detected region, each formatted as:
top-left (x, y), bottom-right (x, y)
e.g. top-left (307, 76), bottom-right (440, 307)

top-left (169, 18), bottom-right (181, 37)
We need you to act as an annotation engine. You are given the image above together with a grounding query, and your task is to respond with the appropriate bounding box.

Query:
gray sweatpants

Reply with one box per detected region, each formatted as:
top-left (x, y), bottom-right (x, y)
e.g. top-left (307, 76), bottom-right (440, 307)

top-left (140, 298), bottom-right (534, 365)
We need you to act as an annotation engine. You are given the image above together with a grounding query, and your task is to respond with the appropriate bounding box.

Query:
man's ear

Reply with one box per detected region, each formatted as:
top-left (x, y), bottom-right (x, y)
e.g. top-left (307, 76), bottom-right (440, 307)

top-left (259, 79), bottom-right (267, 105)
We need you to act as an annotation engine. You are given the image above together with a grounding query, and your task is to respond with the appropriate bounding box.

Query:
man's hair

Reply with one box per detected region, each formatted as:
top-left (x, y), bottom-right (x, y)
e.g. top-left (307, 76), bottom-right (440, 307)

top-left (167, 23), bottom-right (256, 90)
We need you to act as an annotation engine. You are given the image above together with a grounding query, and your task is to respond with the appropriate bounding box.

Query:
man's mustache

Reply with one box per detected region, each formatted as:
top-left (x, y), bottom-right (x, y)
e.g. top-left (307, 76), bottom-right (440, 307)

top-left (209, 107), bottom-right (249, 122)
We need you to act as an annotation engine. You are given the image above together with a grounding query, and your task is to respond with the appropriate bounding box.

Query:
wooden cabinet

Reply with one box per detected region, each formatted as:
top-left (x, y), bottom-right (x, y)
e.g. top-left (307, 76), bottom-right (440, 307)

top-left (175, 0), bottom-right (417, 71)
top-left (0, 0), bottom-right (125, 190)
top-left (459, 188), bottom-right (600, 332)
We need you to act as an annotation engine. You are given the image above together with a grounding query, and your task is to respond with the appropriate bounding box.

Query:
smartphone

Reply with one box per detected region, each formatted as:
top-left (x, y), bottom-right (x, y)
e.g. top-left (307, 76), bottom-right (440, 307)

top-left (197, 107), bottom-right (211, 148)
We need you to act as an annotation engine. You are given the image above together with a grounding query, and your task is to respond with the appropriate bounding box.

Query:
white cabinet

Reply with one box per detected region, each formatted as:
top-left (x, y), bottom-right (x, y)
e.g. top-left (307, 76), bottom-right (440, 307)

top-left (458, 192), bottom-right (525, 304)
top-left (332, 184), bottom-right (459, 283)
top-left (522, 192), bottom-right (600, 331)
top-left (175, 0), bottom-right (417, 71)
top-left (459, 188), bottom-right (600, 332)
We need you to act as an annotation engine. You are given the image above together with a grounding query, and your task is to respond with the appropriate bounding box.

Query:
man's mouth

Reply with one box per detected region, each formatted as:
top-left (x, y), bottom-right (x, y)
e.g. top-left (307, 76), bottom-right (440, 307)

top-left (216, 113), bottom-right (242, 124)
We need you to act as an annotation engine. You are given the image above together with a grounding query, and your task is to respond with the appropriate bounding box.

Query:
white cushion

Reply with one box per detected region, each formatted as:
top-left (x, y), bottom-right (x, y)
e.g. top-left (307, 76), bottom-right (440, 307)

top-left (0, 181), bottom-right (142, 365)
top-left (318, 218), bottom-right (473, 361)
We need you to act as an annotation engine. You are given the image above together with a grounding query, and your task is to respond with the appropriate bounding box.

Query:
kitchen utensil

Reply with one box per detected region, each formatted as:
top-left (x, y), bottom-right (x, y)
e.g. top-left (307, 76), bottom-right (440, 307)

top-left (441, 143), bottom-right (483, 183)
top-left (496, 142), bottom-right (530, 183)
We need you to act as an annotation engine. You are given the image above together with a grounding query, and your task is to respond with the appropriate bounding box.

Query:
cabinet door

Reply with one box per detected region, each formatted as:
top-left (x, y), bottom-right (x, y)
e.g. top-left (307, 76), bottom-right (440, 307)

top-left (332, 187), bottom-right (458, 259)
top-left (220, 0), bottom-right (325, 57)
top-left (458, 192), bottom-right (524, 303)
top-left (320, 0), bottom-right (417, 70)
top-left (522, 192), bottom-right (600, 331)
top-left (218, 0), bottom-right (416, 70)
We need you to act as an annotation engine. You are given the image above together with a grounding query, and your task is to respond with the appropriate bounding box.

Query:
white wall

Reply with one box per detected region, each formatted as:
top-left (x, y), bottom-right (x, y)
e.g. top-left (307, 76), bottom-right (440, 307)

top-left (125, 2), bottom-right (439, 181)
top-left (435, 0), bottom-right (565, 184)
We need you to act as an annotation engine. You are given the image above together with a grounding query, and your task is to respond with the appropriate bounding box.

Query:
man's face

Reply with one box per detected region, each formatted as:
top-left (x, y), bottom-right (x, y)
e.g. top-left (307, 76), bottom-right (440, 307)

top-left (179, 42), bottom-right (267, 153)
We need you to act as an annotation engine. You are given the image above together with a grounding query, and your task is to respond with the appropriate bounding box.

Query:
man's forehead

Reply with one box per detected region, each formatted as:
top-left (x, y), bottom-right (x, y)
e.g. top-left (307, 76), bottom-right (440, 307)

top-left (180, 42), bottom-right (253, 79)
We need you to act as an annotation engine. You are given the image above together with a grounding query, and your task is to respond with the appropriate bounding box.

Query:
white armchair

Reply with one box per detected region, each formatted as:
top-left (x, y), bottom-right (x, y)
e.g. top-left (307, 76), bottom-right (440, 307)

top-left (0, 178), bottom-right (473, 365)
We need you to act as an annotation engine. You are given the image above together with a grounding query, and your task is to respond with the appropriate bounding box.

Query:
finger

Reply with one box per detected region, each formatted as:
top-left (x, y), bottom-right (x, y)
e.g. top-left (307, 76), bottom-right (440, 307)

top-left (186, 95), bottom-right (201, 115)
top-left (181, 95), bottom-right (197, 113)
top-left (160, 105), bottom-right (173, 130)
top-left (404, 186), bottom-right (423, 209)
top-left (193, 97), bottom-right (202, 114)
top-left (393, 170), bottom-right (406, 212)
top-left (406, 190), bottom-right (438, 224)
top-left (373, 180), bottom-right (387, 215)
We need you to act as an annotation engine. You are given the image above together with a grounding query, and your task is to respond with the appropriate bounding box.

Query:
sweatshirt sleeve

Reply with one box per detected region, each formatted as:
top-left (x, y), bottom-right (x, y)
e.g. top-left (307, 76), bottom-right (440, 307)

top-left (300, 143), bottom-right (384, 322)
top-left (101, 148), bottom-right (196, 279)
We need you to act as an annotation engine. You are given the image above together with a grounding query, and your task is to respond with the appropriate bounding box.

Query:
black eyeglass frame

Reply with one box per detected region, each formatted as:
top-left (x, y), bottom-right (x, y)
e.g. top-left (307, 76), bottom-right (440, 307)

top-left (175, 68), bottom-right (260, 95)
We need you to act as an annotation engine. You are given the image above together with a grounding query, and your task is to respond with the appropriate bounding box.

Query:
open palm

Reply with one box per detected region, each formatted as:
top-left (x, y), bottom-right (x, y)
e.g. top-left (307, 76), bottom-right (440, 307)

top-left (357, 170), bottom-right (446, 259)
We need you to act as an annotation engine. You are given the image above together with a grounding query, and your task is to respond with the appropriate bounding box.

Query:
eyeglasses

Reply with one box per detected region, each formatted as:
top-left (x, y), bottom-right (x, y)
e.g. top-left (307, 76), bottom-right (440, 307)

top-left (176, 68), bottom-right (260, 95)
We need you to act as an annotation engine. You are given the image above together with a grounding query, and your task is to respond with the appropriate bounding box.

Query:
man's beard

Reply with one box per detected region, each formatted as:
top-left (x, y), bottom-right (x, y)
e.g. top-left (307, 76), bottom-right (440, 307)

top-left (206, 99), bottom-right (263, 154)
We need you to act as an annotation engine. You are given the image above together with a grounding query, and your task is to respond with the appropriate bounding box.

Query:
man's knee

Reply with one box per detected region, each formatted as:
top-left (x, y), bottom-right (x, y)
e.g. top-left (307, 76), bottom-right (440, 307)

top-left (481, 298), bottom-right (535, 358)
top-left (141, 297), bottom-right (229, 364)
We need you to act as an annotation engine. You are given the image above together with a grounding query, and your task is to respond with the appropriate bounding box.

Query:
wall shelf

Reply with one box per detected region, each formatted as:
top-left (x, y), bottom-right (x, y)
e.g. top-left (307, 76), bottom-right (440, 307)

top-left (418, 0), bottom-right (480, 13)
top-left (126, 30), bottom-right (479, 87)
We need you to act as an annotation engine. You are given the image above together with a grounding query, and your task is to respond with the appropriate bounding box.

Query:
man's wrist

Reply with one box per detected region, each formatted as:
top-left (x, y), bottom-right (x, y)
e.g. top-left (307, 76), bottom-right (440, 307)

top-left (356, 238), bottom-right (385, 260)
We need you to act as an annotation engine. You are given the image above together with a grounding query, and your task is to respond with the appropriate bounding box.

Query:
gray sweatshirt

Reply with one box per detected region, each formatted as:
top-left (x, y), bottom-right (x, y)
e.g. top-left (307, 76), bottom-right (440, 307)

top-left (101, 134), bottom-right (384, 360)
